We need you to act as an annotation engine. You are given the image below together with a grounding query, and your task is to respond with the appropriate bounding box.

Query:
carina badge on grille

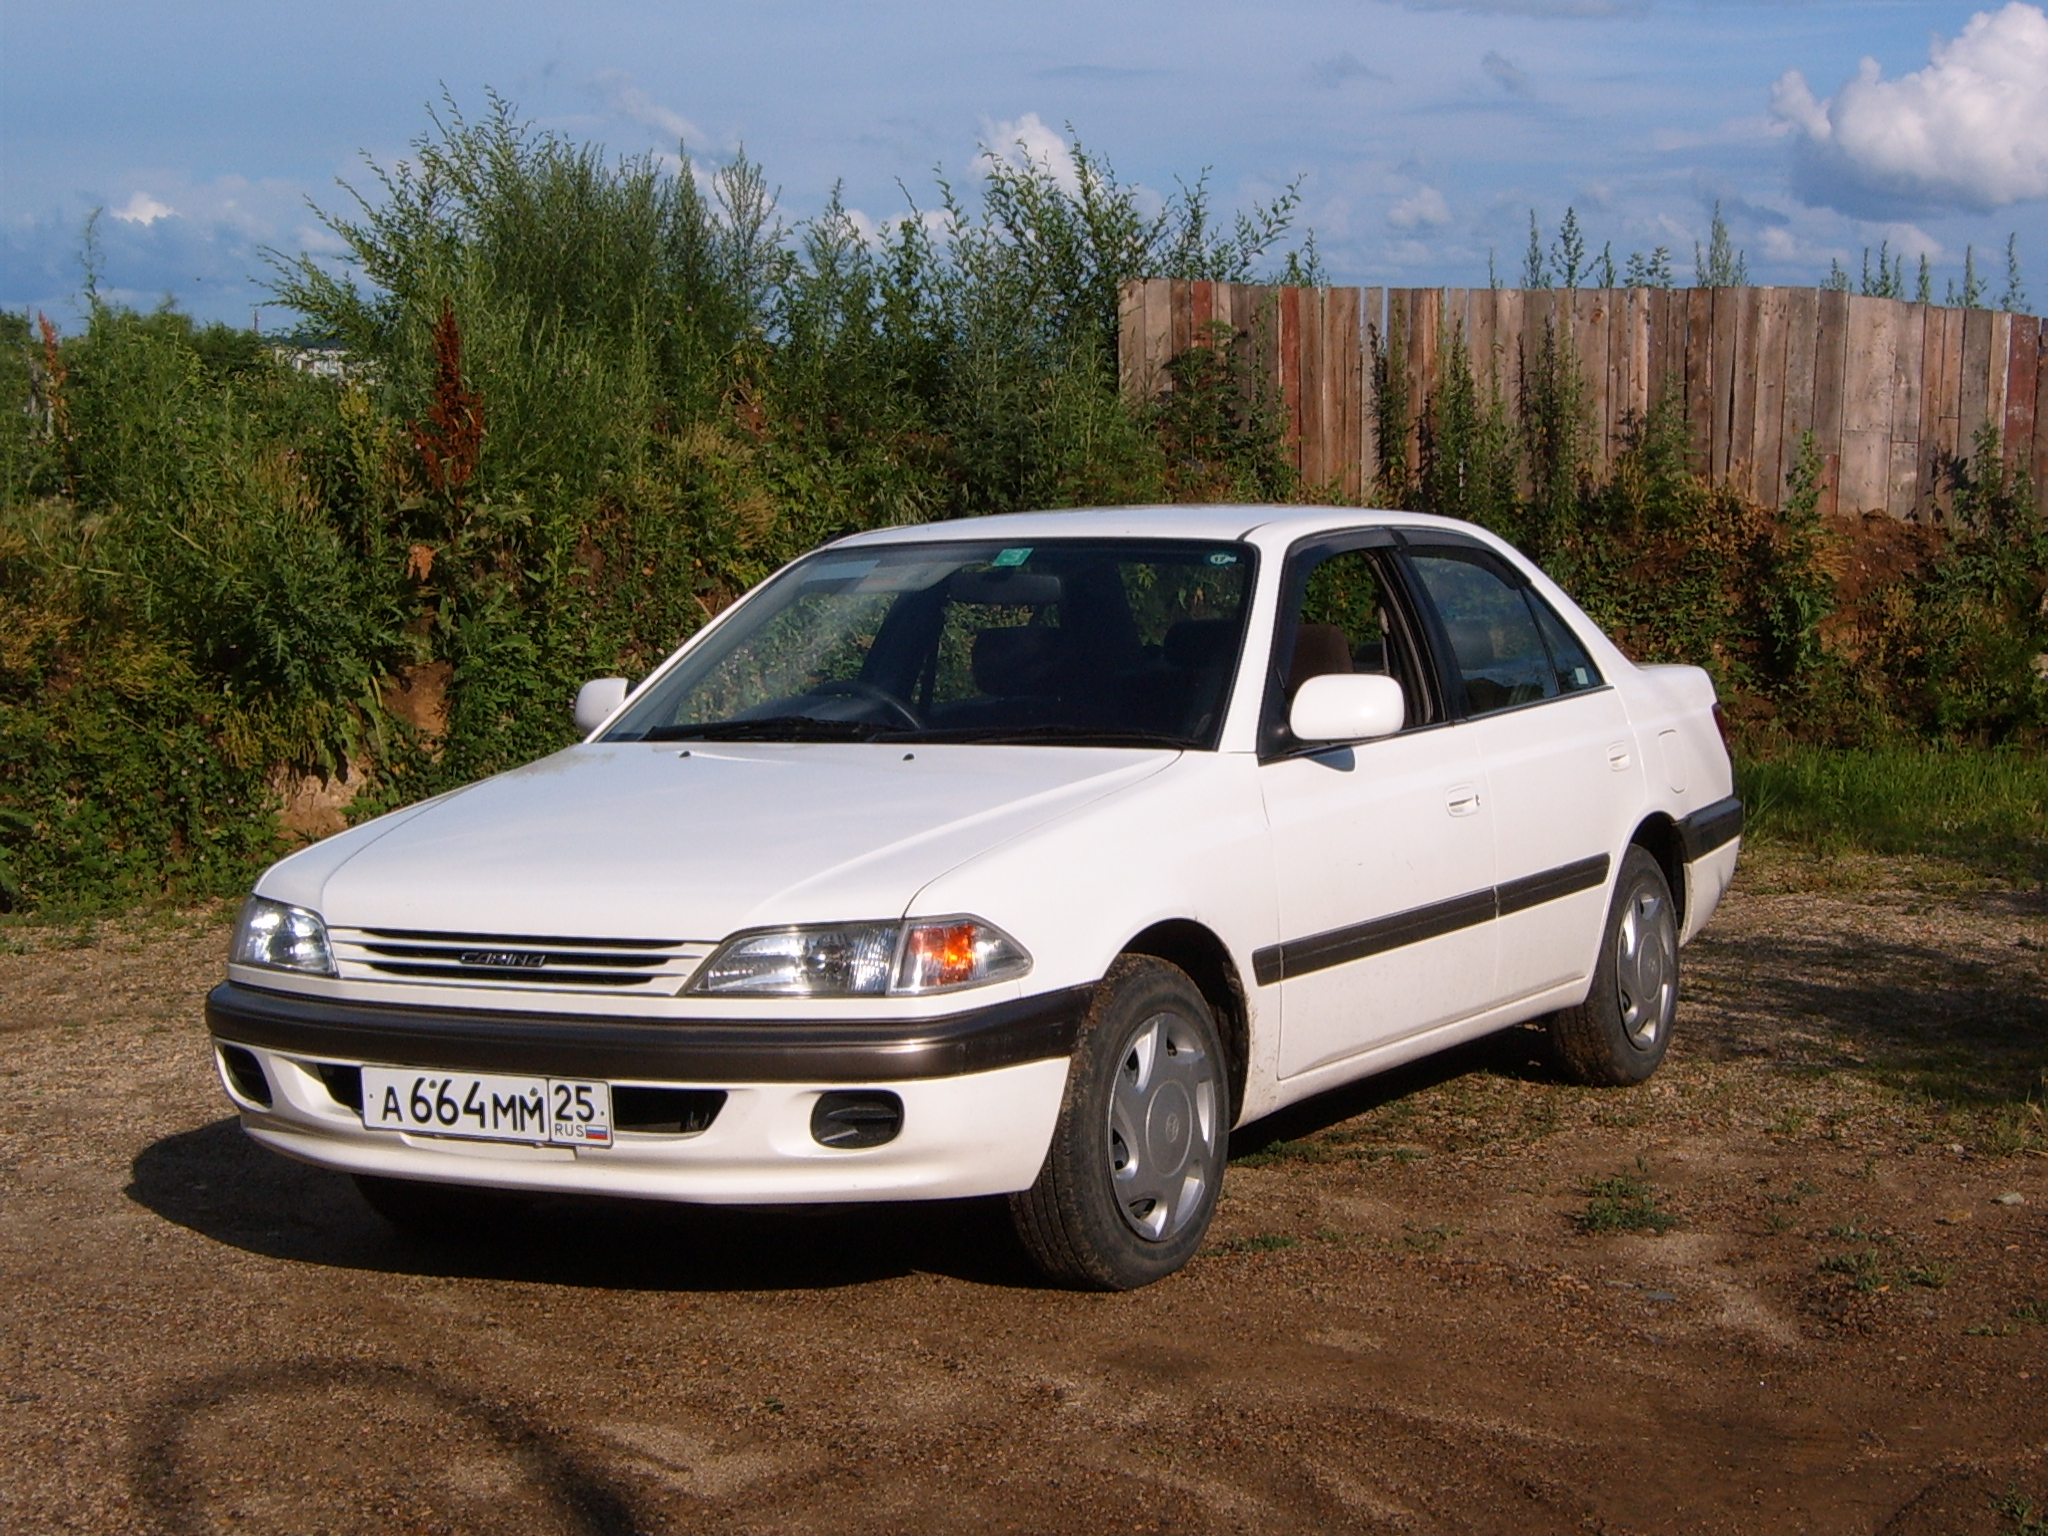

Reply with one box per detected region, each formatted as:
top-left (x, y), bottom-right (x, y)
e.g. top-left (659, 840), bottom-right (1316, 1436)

top-left (458, 950), bottom-right (549, 969)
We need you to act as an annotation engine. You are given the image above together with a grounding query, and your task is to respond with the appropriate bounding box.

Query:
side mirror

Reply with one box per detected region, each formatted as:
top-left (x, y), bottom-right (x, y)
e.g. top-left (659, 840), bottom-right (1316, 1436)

top-left (574, 677), bottom-right (630, 734)
top-left (1289, 673), bottom-right (1405, 743)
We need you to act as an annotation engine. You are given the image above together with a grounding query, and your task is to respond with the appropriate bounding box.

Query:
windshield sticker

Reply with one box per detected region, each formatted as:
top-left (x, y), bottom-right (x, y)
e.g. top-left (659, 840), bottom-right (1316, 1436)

top-left (990, 547), bottom-right (1033, 568)
top-left (1207, 551), bottom-right (1239, 565)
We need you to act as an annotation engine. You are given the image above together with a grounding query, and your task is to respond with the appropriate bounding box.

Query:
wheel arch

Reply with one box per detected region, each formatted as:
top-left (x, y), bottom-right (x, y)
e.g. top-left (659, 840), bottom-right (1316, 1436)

top-left (1628, 812), bottom-right (1686, 929)
top-left (1119, 920), bottom-right (1250, 1126)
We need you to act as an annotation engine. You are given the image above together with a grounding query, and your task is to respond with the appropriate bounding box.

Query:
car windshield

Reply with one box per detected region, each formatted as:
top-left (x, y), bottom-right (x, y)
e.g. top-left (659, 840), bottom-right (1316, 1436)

top-left (603, 538), bottom-right (1256, 748)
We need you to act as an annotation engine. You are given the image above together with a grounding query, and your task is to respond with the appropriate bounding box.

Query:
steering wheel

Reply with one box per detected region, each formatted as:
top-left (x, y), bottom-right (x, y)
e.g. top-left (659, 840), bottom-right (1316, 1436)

top-left (810, 678), bottom-right (925, 731)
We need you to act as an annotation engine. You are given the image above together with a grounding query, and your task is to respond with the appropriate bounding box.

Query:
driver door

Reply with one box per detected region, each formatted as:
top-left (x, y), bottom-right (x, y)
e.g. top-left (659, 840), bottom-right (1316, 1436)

top-left (1257, 537), bottom-right (1499, 1080)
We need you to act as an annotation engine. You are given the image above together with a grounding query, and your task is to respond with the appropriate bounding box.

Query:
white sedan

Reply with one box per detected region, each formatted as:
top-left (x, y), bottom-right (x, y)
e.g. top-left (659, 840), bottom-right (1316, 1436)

top-left (208, 504), bottom-right (1741, 1288)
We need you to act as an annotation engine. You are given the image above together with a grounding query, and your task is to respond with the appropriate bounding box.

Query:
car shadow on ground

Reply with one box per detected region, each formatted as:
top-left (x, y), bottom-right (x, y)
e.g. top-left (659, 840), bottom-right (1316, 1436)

top-left (1683, 926), bottom-right (2048, 1100)
top-left (126, 1117), bottom-right (1045, 1292)
top-left (1230, 1022), bottom-right (1559, 1153)
top-left (132, 1028), bottom-right (1569, 1292)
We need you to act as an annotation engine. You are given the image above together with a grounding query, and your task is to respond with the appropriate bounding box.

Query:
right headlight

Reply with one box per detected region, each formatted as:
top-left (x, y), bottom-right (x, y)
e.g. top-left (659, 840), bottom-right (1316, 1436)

top-left (690, 917), bottom-right (1030, 998)
top-left (230, 895), bottom-right (337, 976)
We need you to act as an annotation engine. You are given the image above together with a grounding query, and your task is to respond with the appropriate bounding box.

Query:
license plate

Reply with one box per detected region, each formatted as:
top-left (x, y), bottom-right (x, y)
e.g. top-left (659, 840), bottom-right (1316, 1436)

top-left (360, 1067), bottom-right (612, 1147)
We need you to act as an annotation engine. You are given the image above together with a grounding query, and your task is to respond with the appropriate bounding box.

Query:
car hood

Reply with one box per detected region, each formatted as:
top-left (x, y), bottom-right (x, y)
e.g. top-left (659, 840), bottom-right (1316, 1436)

top-left (292, 742), bottom-right (1175, 940)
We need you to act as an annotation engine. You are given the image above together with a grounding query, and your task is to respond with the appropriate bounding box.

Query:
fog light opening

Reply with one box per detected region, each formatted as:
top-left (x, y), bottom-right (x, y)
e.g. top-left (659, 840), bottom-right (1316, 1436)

top-left (613, 1086), bottom-right (726, 1135)
top-left (219, 1044), bottom-right (273, 1107)
top-left (810, 1090), bottom-right (903, 1149)
top-left (316, 1063), bottom-right (363, 1113)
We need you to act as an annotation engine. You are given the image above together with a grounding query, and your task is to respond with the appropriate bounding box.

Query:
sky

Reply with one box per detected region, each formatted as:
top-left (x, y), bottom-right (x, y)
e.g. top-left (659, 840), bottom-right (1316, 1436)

top-left (6, 0), bottom-right (2048, 326)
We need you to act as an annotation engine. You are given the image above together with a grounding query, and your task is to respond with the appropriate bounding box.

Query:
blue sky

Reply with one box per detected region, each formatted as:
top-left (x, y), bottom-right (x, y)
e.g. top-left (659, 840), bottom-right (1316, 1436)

top-left (6, 0), bottom-right (2047, 325)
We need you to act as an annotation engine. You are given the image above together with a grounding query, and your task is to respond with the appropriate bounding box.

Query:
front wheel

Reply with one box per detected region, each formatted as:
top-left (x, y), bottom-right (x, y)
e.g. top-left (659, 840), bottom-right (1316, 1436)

top-left (1548, 844), bottom-right (1679, 1086)
top-left (1010, 956), bottom-right (1228, 1290)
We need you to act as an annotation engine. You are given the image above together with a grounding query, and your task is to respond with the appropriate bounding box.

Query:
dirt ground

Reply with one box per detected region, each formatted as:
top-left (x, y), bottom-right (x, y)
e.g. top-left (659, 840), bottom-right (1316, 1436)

top-left (2, 849), bottom-right (2044, 1536)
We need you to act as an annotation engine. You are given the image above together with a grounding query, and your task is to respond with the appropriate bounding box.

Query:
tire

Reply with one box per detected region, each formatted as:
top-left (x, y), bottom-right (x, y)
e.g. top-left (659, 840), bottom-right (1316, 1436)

top-left (352, 1173), bottom-right (526, 1238)
top-left (1010, 956), bottom-right (1228, 1290)
top-left (1548, 843), bottom-right (1680, 1086)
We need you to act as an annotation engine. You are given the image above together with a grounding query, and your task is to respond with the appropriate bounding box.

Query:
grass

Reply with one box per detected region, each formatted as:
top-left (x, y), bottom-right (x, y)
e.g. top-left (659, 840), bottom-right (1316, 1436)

top-left (1400, 1223), bottom-right (1463, 1254)
top-left (1819, 1250), bottom-right (1952, 1295)
top-left (1994, 1487), bottom-right (2048, 1536)
top-left (1205, 1233), bottom-right (1299, 1256)
top-left (1233, 1138), bottom-right (1334, 1167)
top-left (1580, 1167), bottom-right (1679, 1235)
top-left (1819, 1250), bottom-right (1887, 1292)
top-left (1739, 745), bottom-right (2048, 886)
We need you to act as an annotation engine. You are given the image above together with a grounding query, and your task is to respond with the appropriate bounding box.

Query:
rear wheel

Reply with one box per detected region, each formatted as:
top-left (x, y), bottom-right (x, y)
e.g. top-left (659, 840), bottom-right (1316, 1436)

top-left (1010, 956), bottom-right (1227, 1290)
top-left (1548, 844), bottom-right (1679, 1086)
top-left (352, 1174), bottom-right (526, 1237)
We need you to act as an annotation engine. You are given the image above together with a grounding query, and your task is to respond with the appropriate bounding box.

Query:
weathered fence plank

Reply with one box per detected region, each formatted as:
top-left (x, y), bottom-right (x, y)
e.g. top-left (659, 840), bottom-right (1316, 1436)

top-left (1888, 299), bottom-right (1925, 521)
top-left (1121, 279), bottom-right (2045, 520)
top-left (2004, 315), bottom-right (2038, 482)
top-left (2032, 321), bottom-right (2048, 499)
top-left (1751, 288), bottom-right (1788, 506)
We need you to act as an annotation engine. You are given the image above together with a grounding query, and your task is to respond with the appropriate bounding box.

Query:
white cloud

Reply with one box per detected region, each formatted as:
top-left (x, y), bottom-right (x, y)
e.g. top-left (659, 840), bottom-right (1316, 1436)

top-left (1770, 2), bottom-right (2048, 212)
top-left (111, 191), bottom-right (176, 225)
top-left (978, 112), bottom-right (1080, 194)
top-left (592, 70), bottom-right (708, 151)
top-left (1388, 187), bottom-right (1452, 230)
top-left (837, 205), bottom-right (954, 249)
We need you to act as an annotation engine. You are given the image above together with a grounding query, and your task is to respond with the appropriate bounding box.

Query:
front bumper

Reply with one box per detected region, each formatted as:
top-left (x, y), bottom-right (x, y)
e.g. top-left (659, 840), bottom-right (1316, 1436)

top-left (207, 981), bottom-right (1087, 1204)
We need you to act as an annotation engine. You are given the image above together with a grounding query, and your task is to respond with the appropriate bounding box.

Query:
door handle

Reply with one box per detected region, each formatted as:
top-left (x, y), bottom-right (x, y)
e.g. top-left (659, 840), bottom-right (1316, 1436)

top-left (1607, 742), bottom-right (1632, 771)
top-left (1446, 783), bottom-right (1482, 817)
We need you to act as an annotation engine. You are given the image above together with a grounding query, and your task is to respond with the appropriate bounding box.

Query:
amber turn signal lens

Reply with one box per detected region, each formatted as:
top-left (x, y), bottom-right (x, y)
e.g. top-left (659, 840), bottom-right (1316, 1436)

top-left (893, 918), bottom-right (1031, 993)
top-left (903, 922), bottom-right (980, 988)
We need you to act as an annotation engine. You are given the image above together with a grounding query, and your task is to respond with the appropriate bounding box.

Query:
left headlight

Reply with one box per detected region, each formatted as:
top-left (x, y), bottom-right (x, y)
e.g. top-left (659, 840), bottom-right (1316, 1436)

top-left (230, 895), bottom-right (337, 976)
top-left (690, 917), bottom-right (1031, 998)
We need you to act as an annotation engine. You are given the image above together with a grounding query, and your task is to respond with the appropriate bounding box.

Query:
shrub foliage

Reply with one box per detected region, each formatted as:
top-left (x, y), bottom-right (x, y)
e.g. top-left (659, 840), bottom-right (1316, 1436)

top-left (3, 96), bottom-right (2045, 909)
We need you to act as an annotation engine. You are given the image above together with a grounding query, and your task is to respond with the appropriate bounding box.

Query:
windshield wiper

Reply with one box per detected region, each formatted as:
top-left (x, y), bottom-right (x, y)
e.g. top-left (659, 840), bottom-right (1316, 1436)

top-left (885, 723), bottom-right (1192, 749)
top-left (640, 717), bottom-right (886, 743)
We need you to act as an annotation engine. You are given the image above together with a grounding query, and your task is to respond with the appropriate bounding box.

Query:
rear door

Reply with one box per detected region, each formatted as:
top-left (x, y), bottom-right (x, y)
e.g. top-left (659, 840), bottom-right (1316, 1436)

top-left (1257, 534), bottom-right (1499, 1080)
top-left (1399, 540), bottom-right (1640, 1006)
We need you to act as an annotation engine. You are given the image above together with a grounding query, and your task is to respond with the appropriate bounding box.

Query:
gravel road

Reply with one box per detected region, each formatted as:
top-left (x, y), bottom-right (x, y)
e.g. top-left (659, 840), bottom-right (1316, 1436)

top-left (2, 852), bottom-right (2043, 1534)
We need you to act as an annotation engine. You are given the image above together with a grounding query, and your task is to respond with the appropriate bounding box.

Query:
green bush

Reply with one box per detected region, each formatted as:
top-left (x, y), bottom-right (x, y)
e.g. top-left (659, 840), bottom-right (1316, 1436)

top-left (5, 94), bottom-right (2046, 912)
top-left (0, 97), bottom-right (1314, 910)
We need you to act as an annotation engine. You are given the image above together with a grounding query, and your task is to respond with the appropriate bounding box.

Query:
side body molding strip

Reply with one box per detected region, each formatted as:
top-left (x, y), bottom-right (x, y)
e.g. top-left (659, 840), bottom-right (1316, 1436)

top-left (1252, 852), bottom-right (1611, 987)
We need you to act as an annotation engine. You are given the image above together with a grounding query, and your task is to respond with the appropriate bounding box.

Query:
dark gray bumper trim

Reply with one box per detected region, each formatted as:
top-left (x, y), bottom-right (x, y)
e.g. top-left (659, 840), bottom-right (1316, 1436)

top-left (1677, 795), bottom-right (1744, 863)
top-left (206, 981), bottom-right (1092, 1084)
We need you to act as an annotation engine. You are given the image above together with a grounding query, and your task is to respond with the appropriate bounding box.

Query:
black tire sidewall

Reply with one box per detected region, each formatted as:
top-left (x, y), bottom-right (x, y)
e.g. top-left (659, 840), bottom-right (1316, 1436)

top-left (1020, 958), bottom-right (1228, 1289)
top-left (1581, 845), bottom-right (1678, 1084)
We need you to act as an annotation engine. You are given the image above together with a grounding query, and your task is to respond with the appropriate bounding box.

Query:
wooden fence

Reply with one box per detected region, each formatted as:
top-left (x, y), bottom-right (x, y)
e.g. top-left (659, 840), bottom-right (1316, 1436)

top-left (1118, 278), bottom-right (2048, 520)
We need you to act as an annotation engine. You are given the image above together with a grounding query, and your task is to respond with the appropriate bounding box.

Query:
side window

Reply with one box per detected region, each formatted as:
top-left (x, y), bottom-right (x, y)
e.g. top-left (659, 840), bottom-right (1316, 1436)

top-left (1405, 549), bottom-right (1558, 716)
top-left (1283, 547), bottom-right (1431, 728)
top-left (1530, 595), bottom-right (1603, 694)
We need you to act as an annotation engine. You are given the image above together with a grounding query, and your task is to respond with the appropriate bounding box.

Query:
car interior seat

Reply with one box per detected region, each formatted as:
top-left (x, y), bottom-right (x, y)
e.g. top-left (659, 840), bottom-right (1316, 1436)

top-left (1288, 623), bottom-right (1354, 696)
top-left (971, 626), bottom-right (1060, 698)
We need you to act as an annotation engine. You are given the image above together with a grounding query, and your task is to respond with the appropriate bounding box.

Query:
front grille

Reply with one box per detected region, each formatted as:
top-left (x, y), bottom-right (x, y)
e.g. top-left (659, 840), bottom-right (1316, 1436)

top-left (328, 927), bottom-right (712, 995)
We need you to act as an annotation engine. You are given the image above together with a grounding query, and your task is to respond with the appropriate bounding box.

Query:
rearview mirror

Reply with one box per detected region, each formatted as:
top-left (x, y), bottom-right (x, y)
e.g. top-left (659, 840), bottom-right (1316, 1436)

top-left (574, 677), bottom-right (630, 734)
top-left (1289, 673), bottom-right (1404, 743)
top-left (948, 569), bottom-right (1063, 606)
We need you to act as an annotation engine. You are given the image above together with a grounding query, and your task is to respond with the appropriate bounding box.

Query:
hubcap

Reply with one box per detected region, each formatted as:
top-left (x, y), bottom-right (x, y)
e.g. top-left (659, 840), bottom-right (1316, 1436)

top-left (1614, 876), bottom-right (1676, 1049)
top-left (1107, 1010), bottom-right (1220, 1243)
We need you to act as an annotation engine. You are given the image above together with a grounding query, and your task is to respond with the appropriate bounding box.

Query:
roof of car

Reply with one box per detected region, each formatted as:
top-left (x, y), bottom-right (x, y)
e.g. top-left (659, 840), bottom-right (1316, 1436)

top-left (828, 504), bottom-right (1488, 548)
